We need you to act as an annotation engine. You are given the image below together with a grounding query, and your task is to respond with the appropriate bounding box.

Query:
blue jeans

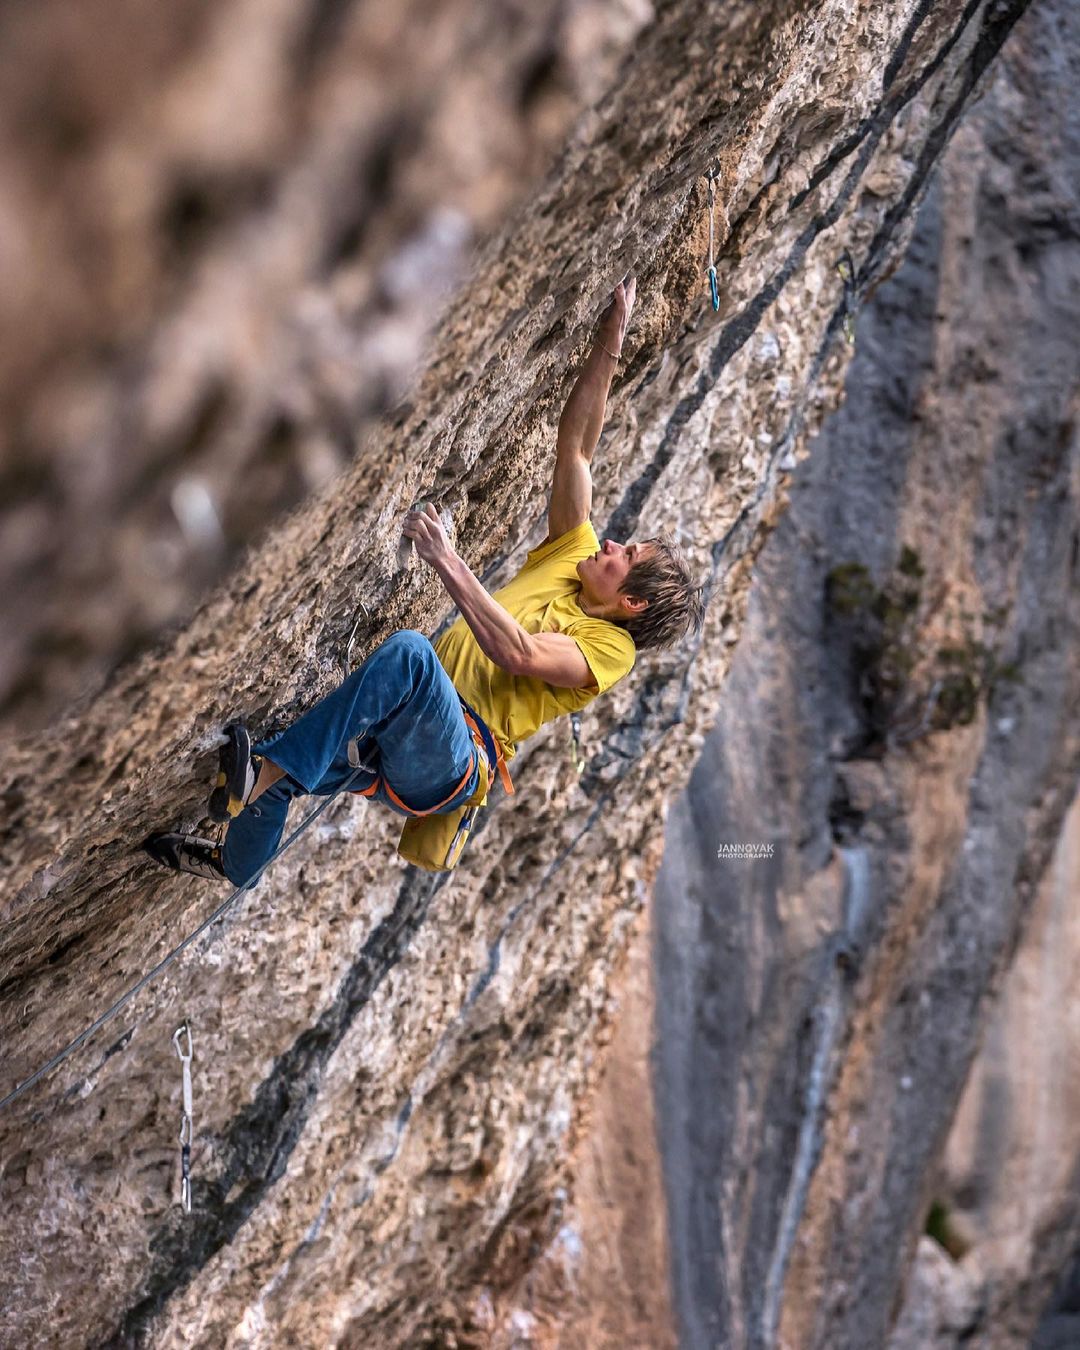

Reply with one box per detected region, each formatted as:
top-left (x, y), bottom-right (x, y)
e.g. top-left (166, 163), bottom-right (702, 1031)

top-left (220, 630), bottom-right (481, 886)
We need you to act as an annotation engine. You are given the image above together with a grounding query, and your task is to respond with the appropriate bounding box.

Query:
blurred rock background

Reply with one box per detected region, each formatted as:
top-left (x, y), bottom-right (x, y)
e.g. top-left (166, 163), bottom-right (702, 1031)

top-left (0, 0), bottom-right (649, 735)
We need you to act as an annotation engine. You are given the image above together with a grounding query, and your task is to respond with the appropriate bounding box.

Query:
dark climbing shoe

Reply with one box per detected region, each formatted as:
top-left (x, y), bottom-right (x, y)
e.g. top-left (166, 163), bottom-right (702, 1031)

top-left (143, 831), bottom-right (228, 882)
top-left (208, 722), bottom-right (260, 822)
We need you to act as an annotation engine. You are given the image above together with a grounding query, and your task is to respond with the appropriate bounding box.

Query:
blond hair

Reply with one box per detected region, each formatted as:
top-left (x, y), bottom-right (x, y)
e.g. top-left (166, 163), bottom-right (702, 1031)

top-left (618, 533), bottom-right (707, 651)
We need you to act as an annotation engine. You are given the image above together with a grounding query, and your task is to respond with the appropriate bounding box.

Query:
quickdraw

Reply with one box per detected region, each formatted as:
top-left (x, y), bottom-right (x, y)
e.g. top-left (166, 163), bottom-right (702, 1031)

top-left (706, 171), bottom-right (720, 312)
top-left (341, 600), bottom-right (370, 680)
top-left (173, 1022), bottom-right (193, 1214)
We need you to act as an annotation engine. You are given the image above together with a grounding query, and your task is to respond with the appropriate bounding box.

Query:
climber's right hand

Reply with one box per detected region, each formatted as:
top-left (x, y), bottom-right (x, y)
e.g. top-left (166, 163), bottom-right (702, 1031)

top-left (402, 503), bottom-right (455, 569)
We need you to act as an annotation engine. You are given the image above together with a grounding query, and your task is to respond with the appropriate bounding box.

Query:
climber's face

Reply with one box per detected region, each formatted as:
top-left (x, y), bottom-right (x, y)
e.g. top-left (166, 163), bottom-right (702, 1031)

top-left (576, 538), bottom-right (652, 621)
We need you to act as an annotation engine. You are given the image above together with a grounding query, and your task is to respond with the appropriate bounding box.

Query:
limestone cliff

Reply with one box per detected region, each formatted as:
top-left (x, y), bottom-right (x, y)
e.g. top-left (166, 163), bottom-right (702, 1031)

top-left (891, 791), bottom-right (1080, 1348)
top-left (0, 0), bottom-right (1055, 1346)
top-left (651, 3), bottom-right (1080, 1345)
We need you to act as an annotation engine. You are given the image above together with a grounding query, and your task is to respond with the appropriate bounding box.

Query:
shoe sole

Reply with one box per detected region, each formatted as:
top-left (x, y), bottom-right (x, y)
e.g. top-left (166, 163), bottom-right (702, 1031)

top-left (208, 723), bottom-right (253, 822)
top-left (142, 831), bottom-right (226, 880)
top-left (142, 832), bottom-right (175, 868)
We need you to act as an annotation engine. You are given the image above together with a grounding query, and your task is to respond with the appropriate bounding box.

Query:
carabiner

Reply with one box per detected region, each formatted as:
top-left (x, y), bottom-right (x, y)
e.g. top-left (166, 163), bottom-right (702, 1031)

top-left (173, 1021), bottom-right (194, 1214)
top-left (172, 1022), bottom-right (192, 1064)
top-left (342, 600), bottom-right (370, 678)
top-left (569, 712), bottom-right (585, 776)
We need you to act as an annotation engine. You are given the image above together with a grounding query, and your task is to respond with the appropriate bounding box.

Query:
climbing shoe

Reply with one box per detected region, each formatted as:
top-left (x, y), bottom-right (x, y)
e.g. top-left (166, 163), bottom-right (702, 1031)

top-left (143, 831), bottom-right (228, 882)
top-left (208, 722), bottom-right (260, 822)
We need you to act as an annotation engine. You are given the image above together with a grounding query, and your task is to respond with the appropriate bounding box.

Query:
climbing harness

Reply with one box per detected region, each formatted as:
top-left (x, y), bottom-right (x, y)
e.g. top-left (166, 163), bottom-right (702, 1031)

top-left (0, 766), bottom-right (365, 1115)
top-left (351, 695), bottom-right (512, 824)
top-left (569, 712), bottom-right (585, 776)
top-left (460, 698), bottom-right (513, 799)
top-left (442, 701), bottom-right (512, 868)
top-left (351, 742), bottom-right (478, 817)
top-left (836, 251), bottom-right (857, 345)
top-left (706, 171), bottom-right (720, 312)
top-left (394, 699), bottom-right (515, 871)
top-left (173, 1022), bottom-right (194, 1214)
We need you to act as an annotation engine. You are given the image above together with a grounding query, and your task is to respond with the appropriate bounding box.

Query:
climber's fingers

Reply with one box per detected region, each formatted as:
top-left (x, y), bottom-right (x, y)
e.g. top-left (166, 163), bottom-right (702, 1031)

top-left (600, 271), bottom-right (636, 345)
top-left (402, 504), bottom-right (452, 565)
top-left (613, 273), bottom-right (636, 318)
top-left (402, 503), bottom-right (436, 535)
top-left (401, 515), bottom-right (423, 542)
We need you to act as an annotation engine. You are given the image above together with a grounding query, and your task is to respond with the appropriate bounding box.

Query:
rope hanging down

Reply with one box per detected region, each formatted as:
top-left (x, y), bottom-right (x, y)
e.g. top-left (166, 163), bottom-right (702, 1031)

top-left (0, 766), bottom-right (365, 1116)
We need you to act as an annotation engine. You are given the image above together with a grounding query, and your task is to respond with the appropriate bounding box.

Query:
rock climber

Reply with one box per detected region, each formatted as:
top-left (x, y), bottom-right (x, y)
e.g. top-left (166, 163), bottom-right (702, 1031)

top-left (143, 275), bottom-right (706, 882)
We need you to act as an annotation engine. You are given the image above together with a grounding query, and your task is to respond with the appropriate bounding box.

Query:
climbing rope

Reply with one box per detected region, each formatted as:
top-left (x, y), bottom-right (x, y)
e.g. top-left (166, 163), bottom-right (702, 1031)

top-left (0, 766), bottom-right (365, 1115)
top-left (706, 170), bottom-right (720, 312)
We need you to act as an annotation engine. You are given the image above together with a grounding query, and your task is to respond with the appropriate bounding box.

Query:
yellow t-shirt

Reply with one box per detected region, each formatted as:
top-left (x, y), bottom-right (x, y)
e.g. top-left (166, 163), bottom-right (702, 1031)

top-left (433, 520), bottom-right (636, 761)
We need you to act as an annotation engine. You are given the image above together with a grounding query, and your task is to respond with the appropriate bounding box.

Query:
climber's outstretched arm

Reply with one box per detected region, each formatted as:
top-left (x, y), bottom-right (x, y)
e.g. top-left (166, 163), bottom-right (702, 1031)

top-left (548, 276), bottom-right (636, 539)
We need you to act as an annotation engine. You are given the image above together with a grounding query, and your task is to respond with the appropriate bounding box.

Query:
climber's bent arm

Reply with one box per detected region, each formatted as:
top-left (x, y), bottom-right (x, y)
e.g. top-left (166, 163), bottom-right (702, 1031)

top-left (431, 553), bottom-right (593, 688)
top-left (405, 504), bottom-right (594, 687)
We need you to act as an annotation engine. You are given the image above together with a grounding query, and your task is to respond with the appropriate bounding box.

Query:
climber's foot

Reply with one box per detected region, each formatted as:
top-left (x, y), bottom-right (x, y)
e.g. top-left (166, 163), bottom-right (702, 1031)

top-left (142, 831), bottom-right (227, 882)
top-left (208, 723), bottom-right (260, 822)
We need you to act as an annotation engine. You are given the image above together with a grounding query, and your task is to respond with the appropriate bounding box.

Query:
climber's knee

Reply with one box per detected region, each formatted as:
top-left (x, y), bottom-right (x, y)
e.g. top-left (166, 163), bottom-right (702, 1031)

top-left (378, 629), bottom-right (433, 658)
top-left (393, 628), bottom-right (430, 647)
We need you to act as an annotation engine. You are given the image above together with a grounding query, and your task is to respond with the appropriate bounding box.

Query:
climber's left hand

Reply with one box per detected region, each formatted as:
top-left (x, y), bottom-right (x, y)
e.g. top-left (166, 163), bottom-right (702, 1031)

top-left (599, 273), bottom-right (637, 354)
top-left (402, 503), bottom-right (455, 568)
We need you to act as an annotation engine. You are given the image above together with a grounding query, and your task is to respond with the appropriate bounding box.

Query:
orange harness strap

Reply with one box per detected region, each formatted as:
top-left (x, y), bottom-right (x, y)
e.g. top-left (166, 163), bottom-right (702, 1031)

top-left (382, 749), bottom-right (479, 816)
top-left (350, 749), bottom-right (477, 816)
top-left (349, 706), bottom-right (513, 816)
top-left (461, 707), bottom-right (515, 797)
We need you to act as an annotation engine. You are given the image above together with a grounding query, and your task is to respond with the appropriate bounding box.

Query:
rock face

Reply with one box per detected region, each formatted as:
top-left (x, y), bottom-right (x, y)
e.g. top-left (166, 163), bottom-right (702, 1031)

top-left (472, 878), bottom-right (681, 1349)
top-left (0, 0), bottom-right (1054, 1346)
top-left (889, 790), bottom-right (1080, 1348)
top-left (653, 3), bottom-right (1080, 1346)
